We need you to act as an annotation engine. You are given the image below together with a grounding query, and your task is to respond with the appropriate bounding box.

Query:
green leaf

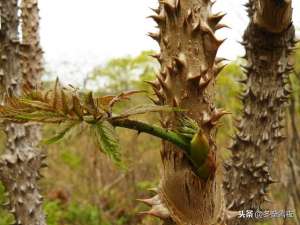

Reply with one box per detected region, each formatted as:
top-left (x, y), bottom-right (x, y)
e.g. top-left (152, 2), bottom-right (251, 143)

top-left (178, 116), bottom-right (199, 139)
top-left (14, 111), bottom-right (66, 123)
top-left (43, 121), bottom-right (80, 145)
top-left (93, 121), bottom-right (123, 168)
top-left (114, 104), bottom-right (184, 119)
top-left (180, 116), bottom-right (198, 130)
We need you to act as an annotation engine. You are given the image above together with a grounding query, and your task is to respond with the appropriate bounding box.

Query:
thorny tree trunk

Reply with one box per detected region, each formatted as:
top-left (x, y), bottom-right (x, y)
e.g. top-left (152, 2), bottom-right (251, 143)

top-left (142, 0), bottom-right (230, 224)
top-left (0, 0), bottom-right (46, 225)
top-left (224, 0), bottom-right (295, 224)
top-left (20, 0), bottom-right (43, 86)
top-left (284, 88), bottom-right (300, 224)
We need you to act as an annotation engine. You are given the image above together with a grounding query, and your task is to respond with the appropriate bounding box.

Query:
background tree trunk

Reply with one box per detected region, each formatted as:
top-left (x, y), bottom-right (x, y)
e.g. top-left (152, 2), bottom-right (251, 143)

top-left (0, 0), bottom-right (46, 224)
top-left (144, 0), bottom-right (228, 224)
top-left (20, 0), bottom-right (43, 86)
top-left (283, 83), bottom-right (300, 224)
top-left (224, 1), bottom-right (295, 225)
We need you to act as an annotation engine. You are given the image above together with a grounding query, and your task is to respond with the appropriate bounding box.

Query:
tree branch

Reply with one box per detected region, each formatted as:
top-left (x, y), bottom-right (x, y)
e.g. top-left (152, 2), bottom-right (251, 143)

top-left (111, 119), bottom-right (190, 152)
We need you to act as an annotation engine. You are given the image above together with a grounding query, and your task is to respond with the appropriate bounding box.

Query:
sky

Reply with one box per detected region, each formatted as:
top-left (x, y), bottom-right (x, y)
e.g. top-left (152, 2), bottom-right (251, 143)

top-left (39, 0), bottom-right (300, 85)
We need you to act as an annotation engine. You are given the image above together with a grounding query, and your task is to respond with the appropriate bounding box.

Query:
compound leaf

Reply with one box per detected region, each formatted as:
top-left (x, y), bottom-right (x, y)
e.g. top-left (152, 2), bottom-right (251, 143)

top-left (93, 120), bottom-right (123, 167)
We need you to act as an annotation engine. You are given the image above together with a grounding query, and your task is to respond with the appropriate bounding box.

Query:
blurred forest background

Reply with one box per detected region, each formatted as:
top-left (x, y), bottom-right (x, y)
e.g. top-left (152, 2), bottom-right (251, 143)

top-left (0, 44), bottom-right (299, 225)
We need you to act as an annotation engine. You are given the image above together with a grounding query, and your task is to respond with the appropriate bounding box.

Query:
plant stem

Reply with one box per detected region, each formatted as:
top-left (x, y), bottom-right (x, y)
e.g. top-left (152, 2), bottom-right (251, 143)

top-left (110, 119), bottom-right (190, 152)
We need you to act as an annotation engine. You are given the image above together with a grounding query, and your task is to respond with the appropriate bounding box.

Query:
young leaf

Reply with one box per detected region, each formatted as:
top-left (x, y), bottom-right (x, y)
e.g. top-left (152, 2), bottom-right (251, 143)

top-left (72, 95), bottom-right (84, 119)
top-left (18, 98), bottom-right (53, 111)
top-left (93, 120), bottom-right (123, 167)
top-left (178, 116), bottom-right (199, 139)
top-left (14, 111), bottom-right (66, 123)
top-left (94, 95), bottom-right (115, 114)
top-left (43, 121), bottom-right (80, 145)
top-left (52, 78), bottom-right (61, 110)
top-left (108, 90), bottom-right (144, 108)
top-left (83, 91), bottom-right (106, 118)
top-left (61, 89), bottom-right (71, 114)
top-left (23, 85), bottom-right (44, 102)
top-left (114, 104), bottom-right (184, 119)
top-left (95, 90), bottom-right (144, 114)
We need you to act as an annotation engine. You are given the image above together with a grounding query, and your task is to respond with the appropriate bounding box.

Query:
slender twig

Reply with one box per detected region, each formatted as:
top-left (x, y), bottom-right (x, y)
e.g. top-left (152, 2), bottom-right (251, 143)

top-left (110, 119), bottom-right (190, 152)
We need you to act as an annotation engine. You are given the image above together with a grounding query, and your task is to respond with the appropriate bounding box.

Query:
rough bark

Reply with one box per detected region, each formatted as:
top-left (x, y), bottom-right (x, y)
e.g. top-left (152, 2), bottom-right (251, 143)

top-left (284, 91), bottom-right (300, 224)
top-left (143, 0), bottom-right (228, 224)
top-left (0, 0), bottom-right (46, 224)
top-left (20, 0), bottom-right (43, 86)
top-left (224, 0), bottom-right (295, 224)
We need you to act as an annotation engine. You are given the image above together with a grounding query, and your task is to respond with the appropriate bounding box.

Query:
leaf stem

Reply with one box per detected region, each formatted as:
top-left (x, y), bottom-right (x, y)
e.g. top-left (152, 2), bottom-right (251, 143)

top-left (110, 119), bottom-right (190, 152)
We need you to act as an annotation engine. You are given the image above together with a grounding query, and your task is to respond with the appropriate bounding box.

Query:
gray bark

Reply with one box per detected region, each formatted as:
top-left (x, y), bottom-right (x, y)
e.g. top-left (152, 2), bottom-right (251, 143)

top-left (0, 0), bottom-right (46, 224)
top-left (224, 1), bottom-right (295, 225)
